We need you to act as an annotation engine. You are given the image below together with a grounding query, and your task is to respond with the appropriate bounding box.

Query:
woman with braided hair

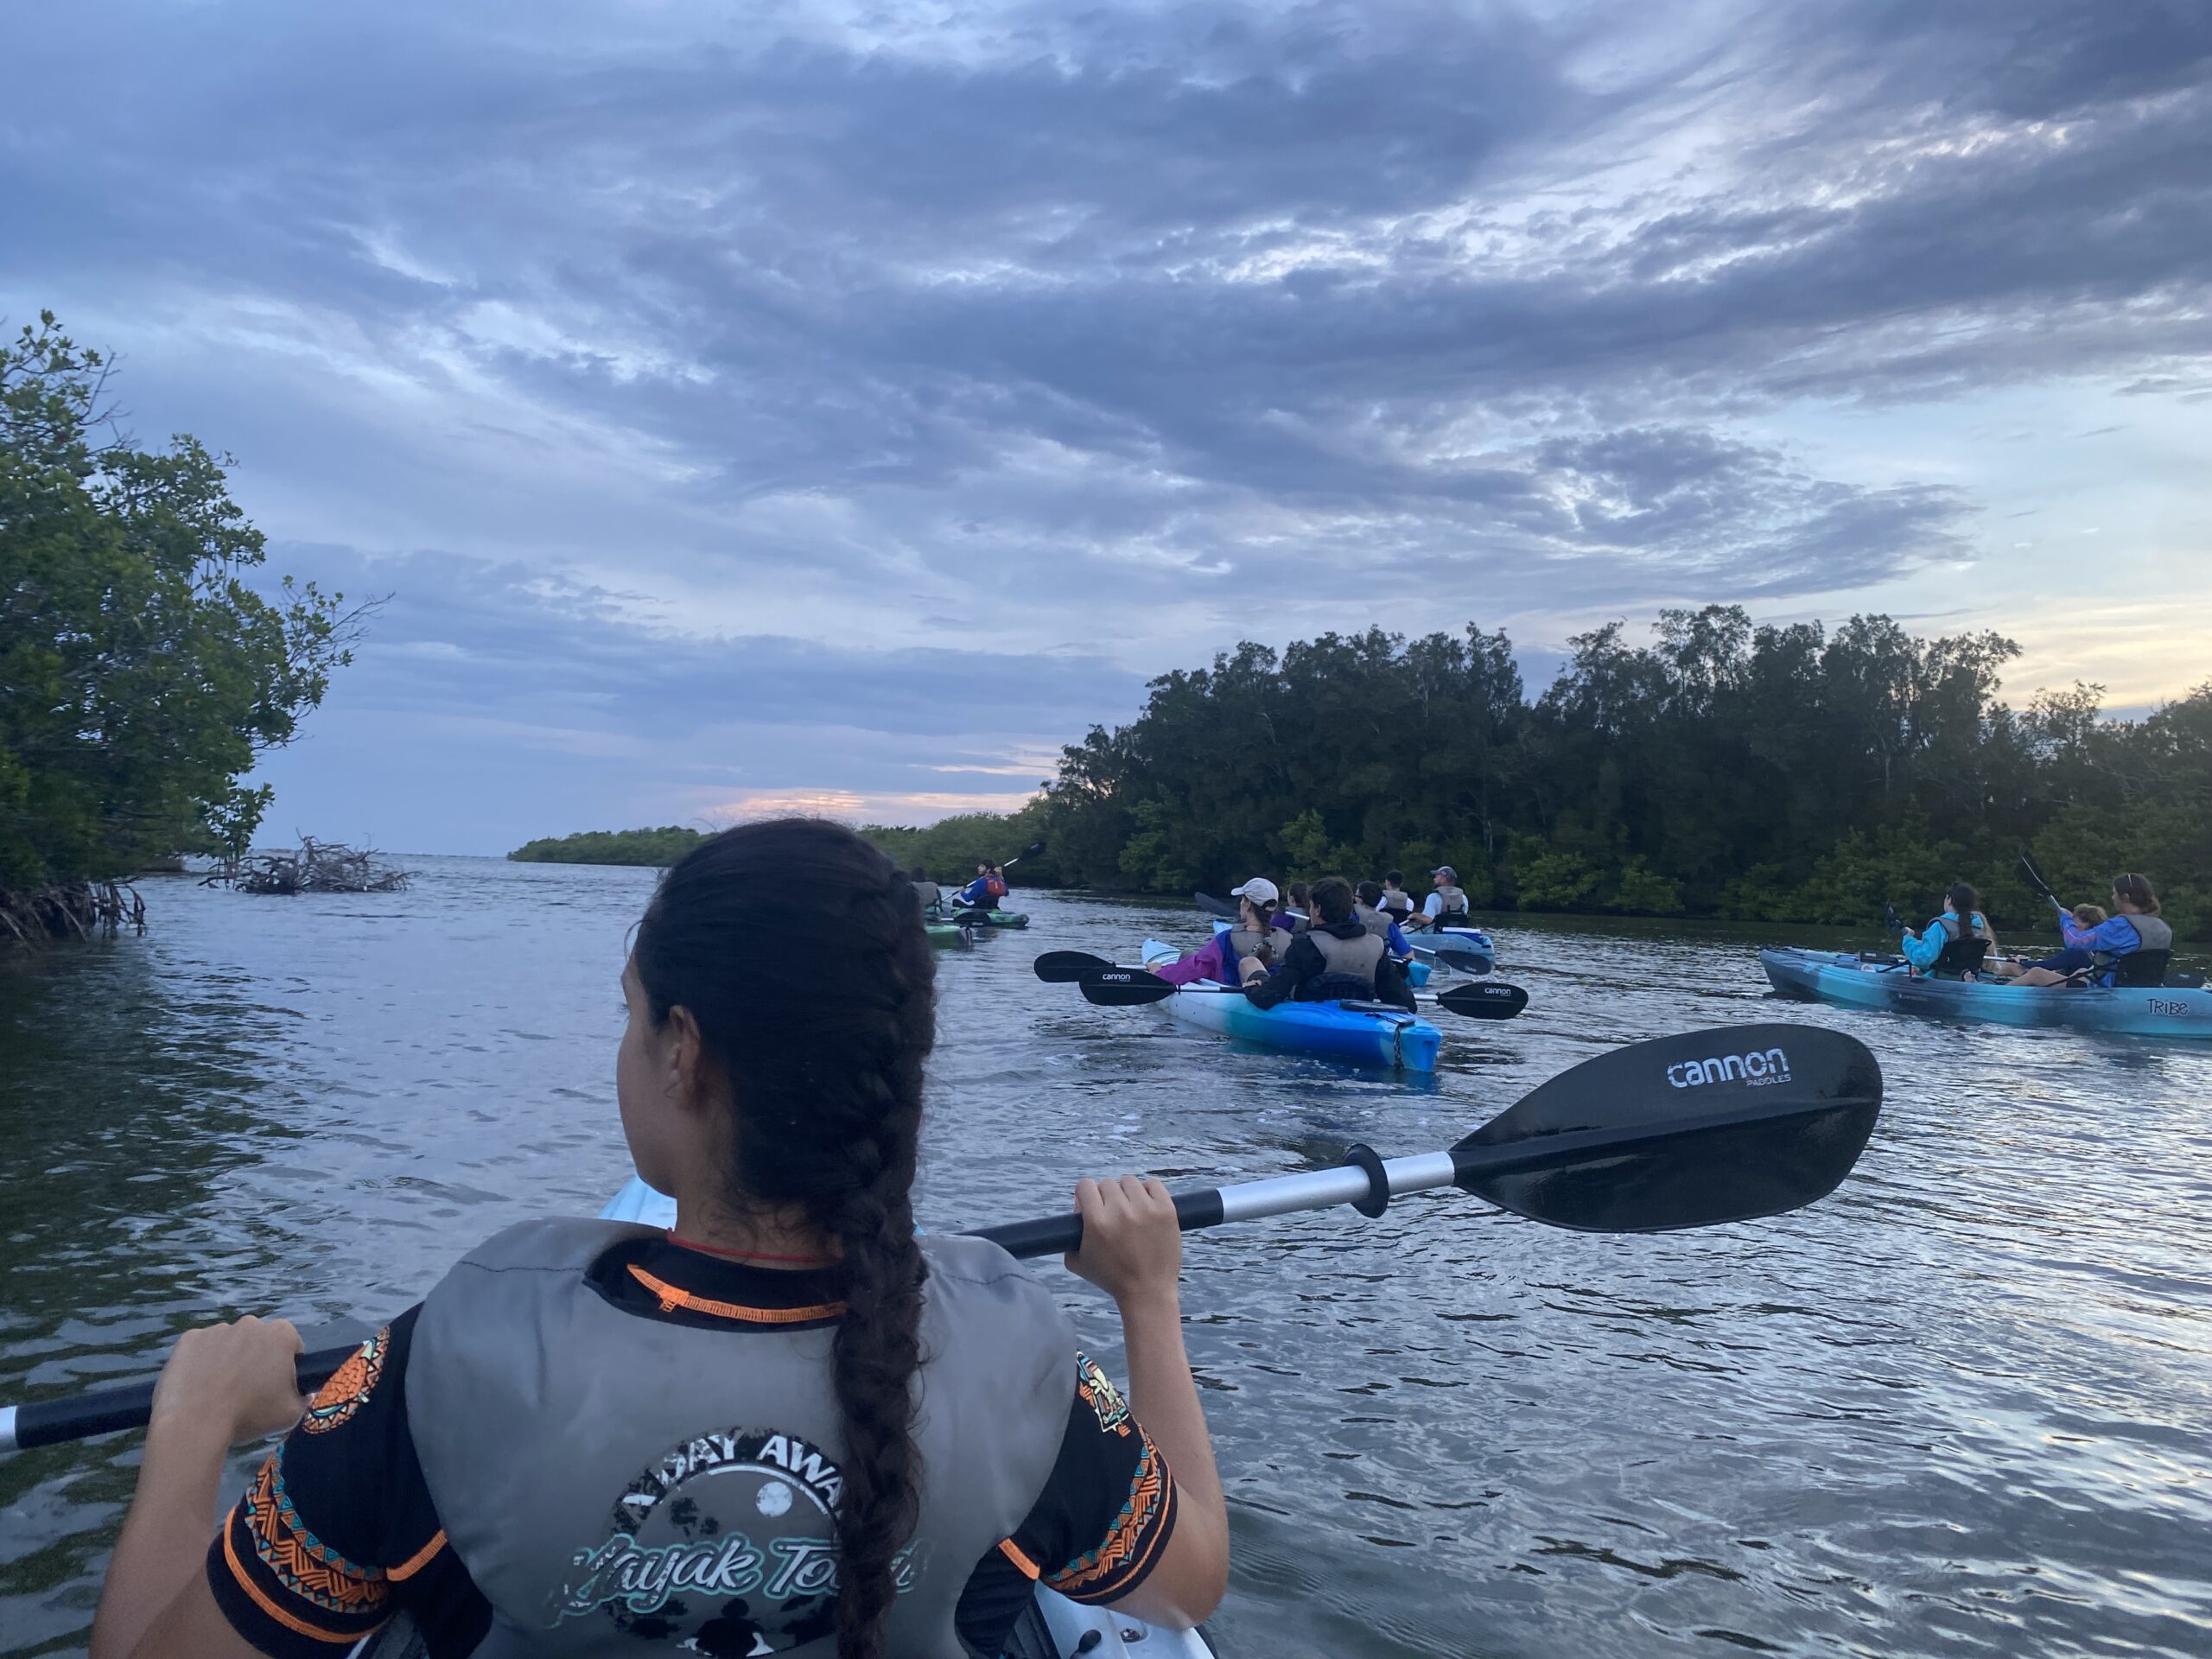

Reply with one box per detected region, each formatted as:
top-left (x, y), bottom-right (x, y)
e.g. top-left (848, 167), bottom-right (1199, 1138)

top-left (91, 818), bottom-right (1229, 1659)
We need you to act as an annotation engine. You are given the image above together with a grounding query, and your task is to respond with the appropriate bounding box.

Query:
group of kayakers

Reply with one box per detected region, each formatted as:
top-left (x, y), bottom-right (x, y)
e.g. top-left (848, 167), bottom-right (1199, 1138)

top-left (1147, 868), bottom-right (1473, 1014)
top-left (1898, 872), bottom-right (2173, 988)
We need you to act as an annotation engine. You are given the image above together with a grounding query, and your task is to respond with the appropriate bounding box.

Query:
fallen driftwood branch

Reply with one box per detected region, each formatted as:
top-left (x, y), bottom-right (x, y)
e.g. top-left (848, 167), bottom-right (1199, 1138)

top-left (205, 837), bottom-right (410, 895)
top-left (0, 880), bottom-right (146, 941)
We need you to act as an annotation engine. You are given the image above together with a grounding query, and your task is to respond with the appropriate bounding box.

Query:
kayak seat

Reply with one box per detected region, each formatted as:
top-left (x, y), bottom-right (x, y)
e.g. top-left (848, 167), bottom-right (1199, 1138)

top-left (1923, 936), bottom-right (1991, 977)
top-left (2107, 950), bottom-right (2171, 988)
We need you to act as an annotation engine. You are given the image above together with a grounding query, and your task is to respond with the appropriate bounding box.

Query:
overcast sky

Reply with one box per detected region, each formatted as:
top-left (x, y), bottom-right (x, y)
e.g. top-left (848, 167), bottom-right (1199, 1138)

top-left (6, 1), bottom-right (2208, 853)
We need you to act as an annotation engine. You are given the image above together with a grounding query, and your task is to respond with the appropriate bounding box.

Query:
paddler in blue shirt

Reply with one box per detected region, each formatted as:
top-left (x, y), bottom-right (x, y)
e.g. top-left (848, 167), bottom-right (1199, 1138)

top-left (953, 861), bottom-right (995, 911)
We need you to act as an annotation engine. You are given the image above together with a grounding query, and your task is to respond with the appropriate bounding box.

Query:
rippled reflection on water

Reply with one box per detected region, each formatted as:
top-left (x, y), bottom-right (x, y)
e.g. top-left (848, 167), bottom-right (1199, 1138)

top-left (2, 861), bottom-right (2207, 1657)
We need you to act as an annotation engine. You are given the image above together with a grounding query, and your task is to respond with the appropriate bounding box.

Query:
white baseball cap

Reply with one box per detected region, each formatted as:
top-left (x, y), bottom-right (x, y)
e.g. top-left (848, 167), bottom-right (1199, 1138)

top-left (1230, 877), bottom-right (1281, 906)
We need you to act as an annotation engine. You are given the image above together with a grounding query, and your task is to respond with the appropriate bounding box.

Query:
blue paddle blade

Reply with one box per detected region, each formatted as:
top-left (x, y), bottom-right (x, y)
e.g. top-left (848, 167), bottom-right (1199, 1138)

top-left (1451, 1023), bottom-right (1881, 1232)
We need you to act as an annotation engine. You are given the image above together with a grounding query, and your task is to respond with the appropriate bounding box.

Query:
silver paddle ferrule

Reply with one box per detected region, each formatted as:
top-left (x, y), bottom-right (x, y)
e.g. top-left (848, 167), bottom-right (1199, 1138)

top-left (1215, 1150), bottom-right (1459, 1224)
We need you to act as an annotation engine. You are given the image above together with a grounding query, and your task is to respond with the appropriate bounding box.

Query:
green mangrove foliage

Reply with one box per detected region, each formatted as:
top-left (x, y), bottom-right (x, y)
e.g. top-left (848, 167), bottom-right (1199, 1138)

top-left (507, 826), bottom-right (707, 866)
top-left (1, 313), bottom-right (359, 936)
top-left (1033, 612), bottom-right (2211, 938)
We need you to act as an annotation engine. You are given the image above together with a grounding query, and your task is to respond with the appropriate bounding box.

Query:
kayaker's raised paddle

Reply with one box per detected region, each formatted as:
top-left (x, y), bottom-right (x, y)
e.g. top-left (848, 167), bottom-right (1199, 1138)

top-left (1001, 840), bottom-right (1046, 870)
top-left (1192, 892), bottom-right (1239, 920)
top-left (0, 1024), bottom-right (1881, 1455)
top-left (1882, 903), bottom-right (1904, 933)
top-left (1075, 968), bottom-right (1528, 1020)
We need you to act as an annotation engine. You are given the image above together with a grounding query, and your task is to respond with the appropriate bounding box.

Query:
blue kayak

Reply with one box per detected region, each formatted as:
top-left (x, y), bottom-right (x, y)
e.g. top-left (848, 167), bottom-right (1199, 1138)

top-left (1424, 925), bottom-right (1496, 972)
top-left (597, 1179), bottom-right (1217, 1659)
top-left (1761, 947), bottom-right (2212, 1039)
top-left (1142, 940), bottom-right (1442, 1071)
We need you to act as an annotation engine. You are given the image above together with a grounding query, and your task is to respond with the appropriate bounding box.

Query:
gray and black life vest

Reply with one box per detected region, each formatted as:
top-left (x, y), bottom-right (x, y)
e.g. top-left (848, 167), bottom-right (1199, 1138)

top-left (912, 880), bottom-right (942, 912)
top-left (1378, 891), bottom-right (1413, 918)
top-left (2111, 914), bottom-right (2173, 957)
top-left (1224, 926), bottom-right (1277, 968)
top-left (407, 1221), bottom-right (1072, 1657)
top-left (1934, 912), bottom-right (1993, 944)
top-left (1431, 885), bottom-right (1469, 918)
top-left (1353, 904), bottom-right (1395, 943)
top-left (1306, 927), bottom-right (1386, 999)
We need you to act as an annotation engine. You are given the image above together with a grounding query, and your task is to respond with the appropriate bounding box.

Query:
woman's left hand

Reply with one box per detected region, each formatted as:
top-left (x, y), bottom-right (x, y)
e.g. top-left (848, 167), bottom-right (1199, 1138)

top-left (149, 1316), bottom-right (308, 1446)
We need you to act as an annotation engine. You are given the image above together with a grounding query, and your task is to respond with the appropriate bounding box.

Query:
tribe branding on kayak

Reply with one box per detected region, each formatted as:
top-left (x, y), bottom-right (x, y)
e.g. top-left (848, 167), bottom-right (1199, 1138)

top-left (1666, 1047), bottom-right (1791, 1090)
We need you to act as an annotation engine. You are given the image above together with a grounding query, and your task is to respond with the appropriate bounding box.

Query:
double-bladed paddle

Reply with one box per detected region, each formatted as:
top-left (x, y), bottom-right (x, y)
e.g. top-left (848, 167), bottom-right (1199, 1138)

top-left (1074, 965), bottom-right (1529, 1021)
top-left (0, 1024), bottom-right (1879, 1454)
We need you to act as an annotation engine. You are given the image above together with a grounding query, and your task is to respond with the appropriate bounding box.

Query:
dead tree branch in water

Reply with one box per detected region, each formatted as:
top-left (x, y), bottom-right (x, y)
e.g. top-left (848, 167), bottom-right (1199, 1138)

top-left (206, 837), bottom-right (410, 895)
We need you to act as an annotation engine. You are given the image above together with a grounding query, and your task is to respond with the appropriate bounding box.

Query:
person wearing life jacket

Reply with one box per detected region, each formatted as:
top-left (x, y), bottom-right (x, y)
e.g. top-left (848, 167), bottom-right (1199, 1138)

top-left (986, 863), bottom-right (1009, 903)
top-left (1354, 880), bottom-right (1417, 967)
top-left (1419, 866), bottom-right (1472, 931)
top-left (2003, 872), bottom-right (2174, 988)
top-left (953, 860), bottom-right (995, 911)
top-left (1247, 877), bottom-right (1417, 1013)
top-left (1899, 881), bottom-right (1997, 976)
top-left (1270, 881), bottom-right (1313, 936)
top-left (1376, 871), bottom-right (1415, 925)
top-left (1154, 880), bottom-right (1286, 988)
top-left (911, 864), bottom-right (943, 916)
top-left (89, 819), bottom-right (1229, 1659)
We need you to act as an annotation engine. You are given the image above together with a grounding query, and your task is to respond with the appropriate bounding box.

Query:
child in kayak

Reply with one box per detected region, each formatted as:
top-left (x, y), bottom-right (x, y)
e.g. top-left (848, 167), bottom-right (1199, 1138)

top-left (2001, 874), bottom-right (2173, 987)
top-left (1248, 877), bottom-right (1418, 1012)
top-left (1900, 882), bottom-right (1997, 975)
top-left (90, 819), bottom-right (1228, 1659)
top-left (1154, 880), bottom-right (1285, 988)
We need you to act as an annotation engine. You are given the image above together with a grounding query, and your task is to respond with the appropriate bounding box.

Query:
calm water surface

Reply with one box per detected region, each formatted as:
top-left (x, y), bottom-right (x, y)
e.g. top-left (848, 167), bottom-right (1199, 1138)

top-left (2, 861), bottom-right (2207, 1657)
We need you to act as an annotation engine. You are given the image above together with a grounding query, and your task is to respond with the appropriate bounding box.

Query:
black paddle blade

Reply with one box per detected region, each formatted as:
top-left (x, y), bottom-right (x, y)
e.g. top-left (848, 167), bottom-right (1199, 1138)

top-left (1452, 1023), bottom-right (1880, 1233)
top-left (1434, 947), bottom-right (1494, 975)
top-left (1192, 892), bottom-right (1239, 919)
top-left (1079, 968), bottom-right (1179, 1007)
top-left (1034, 950), bottom-right (1115, 983)
top-left (1435, 982), bottom-right (1529, 1020)
top-left (1014, 841), bottom-right (1046, 861)
top-left (1882, 903), bottom-right (1904, 932)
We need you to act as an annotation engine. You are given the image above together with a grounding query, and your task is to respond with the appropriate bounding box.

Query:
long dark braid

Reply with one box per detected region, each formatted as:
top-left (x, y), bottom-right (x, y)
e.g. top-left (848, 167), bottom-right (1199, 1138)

top-left (632, 817), bottom-right (934, 1659)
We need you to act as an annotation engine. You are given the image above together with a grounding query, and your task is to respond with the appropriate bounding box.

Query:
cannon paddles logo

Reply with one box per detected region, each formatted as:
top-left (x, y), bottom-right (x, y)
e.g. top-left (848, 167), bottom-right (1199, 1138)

top-left (549, 1427), bottom-right (918, 1654)
top-left (1667, 1046), bottom-right (1791, 1090)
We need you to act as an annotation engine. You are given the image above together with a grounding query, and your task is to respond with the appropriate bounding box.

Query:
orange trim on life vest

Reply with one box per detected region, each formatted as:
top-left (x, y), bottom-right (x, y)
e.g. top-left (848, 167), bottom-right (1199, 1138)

top-left (388, 1529), bottom-right (448, 1582)
top-left (222, 1524), bottom-right (369, 1645)
top-left (626, 1263), bottom-right (846, 1324)
top-left (999, 1537), bottom-right (1042, 1580)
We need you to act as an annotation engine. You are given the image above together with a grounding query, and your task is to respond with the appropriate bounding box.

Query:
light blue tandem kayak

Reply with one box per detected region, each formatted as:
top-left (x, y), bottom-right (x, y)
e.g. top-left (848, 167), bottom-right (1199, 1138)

top-left (600, 1179), bottom-right (1217, 1659)
top-left (1761, 946), bottom-right (2212, 1039)
top-left (1143, 939), bottom-right (1443, 1071)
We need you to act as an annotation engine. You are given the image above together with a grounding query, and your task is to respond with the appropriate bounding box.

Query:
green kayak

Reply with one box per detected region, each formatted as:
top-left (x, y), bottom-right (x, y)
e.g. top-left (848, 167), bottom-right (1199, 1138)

top-left (946, 907), bottom-right (1028, 929)
top-left (925, 920), bottom-right (974, 948)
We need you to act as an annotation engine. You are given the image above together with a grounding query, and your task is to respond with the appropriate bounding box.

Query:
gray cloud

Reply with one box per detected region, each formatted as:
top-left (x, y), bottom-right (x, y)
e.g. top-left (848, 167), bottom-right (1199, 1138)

top-left (3, 0), bottom-right (2205, 836)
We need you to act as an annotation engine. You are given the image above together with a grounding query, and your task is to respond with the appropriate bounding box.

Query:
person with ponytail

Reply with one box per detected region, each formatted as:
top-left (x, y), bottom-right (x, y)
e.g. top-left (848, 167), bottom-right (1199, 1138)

top-left (2002, 872), bottom-right (2173, 988)
top-left (91, 819), bottom-right (1229, 1659)
top-left (1899, 880), bottom-right (1997, 976)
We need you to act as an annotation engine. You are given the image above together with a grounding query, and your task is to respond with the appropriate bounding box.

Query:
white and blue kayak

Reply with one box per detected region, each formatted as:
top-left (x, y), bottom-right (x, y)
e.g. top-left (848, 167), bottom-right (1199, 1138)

top-left (1424, 925), bottom-right (1495, 972)
top-left (1761, 946), bottom-right (2212, 1039)
top-left (600, 1179), bottom-right (1217, 1659)
top-left (1142, 940), bottom-right (1443, 1071)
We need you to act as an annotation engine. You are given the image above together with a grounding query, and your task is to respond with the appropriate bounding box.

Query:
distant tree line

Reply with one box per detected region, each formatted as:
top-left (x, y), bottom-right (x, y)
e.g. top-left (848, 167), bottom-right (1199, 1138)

top-left (1027, 610), bottom-right (2210, 939)
top-left (1, 313), bottom-right (360, 938)
top-left (508, 825), bottom-right (707, 867)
